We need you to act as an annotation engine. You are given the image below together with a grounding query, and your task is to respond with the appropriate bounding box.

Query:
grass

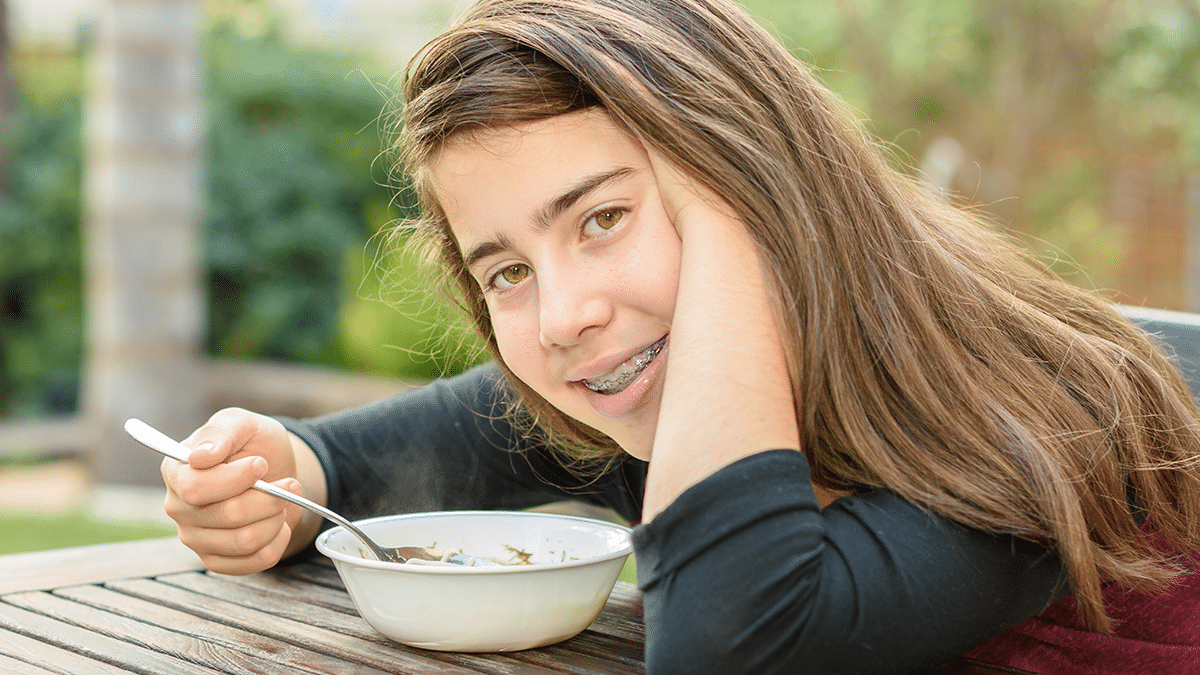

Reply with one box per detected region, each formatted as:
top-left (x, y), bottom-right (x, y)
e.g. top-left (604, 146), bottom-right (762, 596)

top-left (0, 511), bottom-right (177, 556)
top-left (618, 554), bottom-right (638, 585)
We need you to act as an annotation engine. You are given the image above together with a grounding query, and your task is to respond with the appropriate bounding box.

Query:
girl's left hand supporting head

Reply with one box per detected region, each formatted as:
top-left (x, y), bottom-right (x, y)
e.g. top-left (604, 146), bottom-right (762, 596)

top-left (643, 145), bottom-right (740, 239)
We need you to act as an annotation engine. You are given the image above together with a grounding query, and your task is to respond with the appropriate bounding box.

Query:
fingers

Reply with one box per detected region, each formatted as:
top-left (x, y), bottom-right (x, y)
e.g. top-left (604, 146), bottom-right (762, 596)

top-left (174, 499), bottom-right (286, 556)
top-left (163, 465), bottom-right (276, 527)
top-left (157, 407), bottom-right (303, 575)
top-left (191, 521), bottom-right (295, 576)
top-left (181, 408), bottom-right (277, 470)
top-left (166, 477), bottom-right (300, 576)
top-left (163, 454), bottom-right (268, 507)
top-left (160, 407), bottom-right (296, 508)
top-left (644, 146), bottom-right (738, 233)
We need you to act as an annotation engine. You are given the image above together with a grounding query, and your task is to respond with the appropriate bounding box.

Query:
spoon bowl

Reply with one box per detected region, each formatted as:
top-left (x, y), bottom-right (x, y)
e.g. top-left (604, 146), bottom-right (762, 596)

top-left (123, 418), bottom-right (497, 567)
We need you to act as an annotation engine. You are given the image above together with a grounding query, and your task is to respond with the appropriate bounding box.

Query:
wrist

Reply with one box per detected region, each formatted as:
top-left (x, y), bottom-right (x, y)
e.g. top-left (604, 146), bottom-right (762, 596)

top-left (283, 433), bottom-right (327, 556)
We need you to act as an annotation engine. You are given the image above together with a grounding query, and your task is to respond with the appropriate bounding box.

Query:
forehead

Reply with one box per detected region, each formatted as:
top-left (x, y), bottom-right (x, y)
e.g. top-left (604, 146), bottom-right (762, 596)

top-left (429, 109), bottom-right (645, 230)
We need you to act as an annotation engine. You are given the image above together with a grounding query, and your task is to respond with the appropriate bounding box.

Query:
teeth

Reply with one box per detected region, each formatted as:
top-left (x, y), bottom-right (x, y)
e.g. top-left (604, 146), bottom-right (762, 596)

top-left (582, 337), bottom-right (667, 395)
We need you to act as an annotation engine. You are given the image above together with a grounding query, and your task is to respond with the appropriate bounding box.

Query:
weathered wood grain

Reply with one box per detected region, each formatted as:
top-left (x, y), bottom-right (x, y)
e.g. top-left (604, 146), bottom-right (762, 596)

top-left (160, 569), bottom-right (640, 675)
top-left (0, 598), bottom-right (219, 675)
top-left (106, 577), bottom-right (501, 674)
top-left (152, 572), bottom-right (565, 675)
top-left (0, 652), bottom-right (68, 675)
top-left (50, 583), bottom-right (408, 675)
top-left (194, 568), bottom-right (358, 614)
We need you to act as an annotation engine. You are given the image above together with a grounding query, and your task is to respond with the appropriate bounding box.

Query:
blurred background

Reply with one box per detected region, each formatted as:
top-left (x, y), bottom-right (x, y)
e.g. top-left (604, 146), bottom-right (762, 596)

top-left (0, 0), bottom-right (1197, 554)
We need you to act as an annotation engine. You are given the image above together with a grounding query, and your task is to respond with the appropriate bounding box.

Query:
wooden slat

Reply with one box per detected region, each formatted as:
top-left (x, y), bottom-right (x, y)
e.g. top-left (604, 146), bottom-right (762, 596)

top-left (105, 577), bottom-right (494, 674)
top-left (503, 637), bottom-right (645, 675)
top-left (0, 625), bottom-right (135, 675)
top-left (534, 631), bottom-right (645, 675)
top-left (154, 571), bottom-right (566, 675)
top-left (159, 572), bottom-right (372, 639)
top-left (270, 558), bottom-right (347, 589)
top-left (202, 569), bottom-right (645, 644)
top-left (260, 561), bottom-right (646, 673)
top-left (45, 584), bottom-right (395, 675)
top-left (1, 538), bottom-right (647, 674)
top-left (0, 537), bottom-right (202, 594)
top-left (0, 598), bottom-right (220, 675)
top-left (188, 569), bottom-right (359, 614)
top-left (0, 652), bottom-right (70, 675)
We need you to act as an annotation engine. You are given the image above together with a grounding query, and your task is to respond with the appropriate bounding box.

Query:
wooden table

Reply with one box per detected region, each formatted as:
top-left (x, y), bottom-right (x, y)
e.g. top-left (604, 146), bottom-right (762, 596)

top-left (0, 537), bottom-right (646, 674)
top-left (0, 537), bottom-right (1035, 675)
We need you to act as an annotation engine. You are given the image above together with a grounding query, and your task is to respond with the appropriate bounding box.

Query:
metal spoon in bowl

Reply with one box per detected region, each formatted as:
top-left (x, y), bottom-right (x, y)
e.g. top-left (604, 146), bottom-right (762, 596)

top-left (124, 418), bottom-right (498, 567)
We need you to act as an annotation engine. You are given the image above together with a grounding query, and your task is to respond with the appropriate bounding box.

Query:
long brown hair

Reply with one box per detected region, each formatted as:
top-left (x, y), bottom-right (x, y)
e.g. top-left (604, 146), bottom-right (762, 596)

top-left (394, 0), bottom-right (1200, 631)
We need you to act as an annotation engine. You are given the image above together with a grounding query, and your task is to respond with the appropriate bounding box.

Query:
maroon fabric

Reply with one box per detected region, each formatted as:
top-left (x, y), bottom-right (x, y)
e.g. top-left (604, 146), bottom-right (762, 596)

top-left (964, 552), bottom-right (1200, 674)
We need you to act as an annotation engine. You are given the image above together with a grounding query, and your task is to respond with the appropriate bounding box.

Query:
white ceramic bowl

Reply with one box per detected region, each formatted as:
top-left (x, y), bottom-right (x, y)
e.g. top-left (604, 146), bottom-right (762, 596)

top-left (315, 510), bottom-right (634, 652)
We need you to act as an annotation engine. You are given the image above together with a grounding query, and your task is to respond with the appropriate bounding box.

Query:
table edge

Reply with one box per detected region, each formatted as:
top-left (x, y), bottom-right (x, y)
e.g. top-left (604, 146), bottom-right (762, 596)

top-left (0, 536), bottom-right (203, 594)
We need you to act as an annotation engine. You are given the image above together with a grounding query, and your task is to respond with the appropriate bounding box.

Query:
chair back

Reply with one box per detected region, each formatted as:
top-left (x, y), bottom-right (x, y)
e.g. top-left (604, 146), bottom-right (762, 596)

top-left (1118, 304), bottom-right (1200, 401)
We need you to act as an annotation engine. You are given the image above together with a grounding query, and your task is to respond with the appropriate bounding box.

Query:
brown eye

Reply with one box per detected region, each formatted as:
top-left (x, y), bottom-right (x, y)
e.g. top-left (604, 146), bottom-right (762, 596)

top-left (594, 209), bottom-right (623, 230)
top-left (583, 208), bottom-right (626, 236)
top-left (498, 264), bottom-right (529, 287)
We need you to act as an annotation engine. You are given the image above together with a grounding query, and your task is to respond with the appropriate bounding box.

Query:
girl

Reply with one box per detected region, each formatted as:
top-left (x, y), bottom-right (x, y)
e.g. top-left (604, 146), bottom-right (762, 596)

top-left (161, 1), bottom-right (1200, 672)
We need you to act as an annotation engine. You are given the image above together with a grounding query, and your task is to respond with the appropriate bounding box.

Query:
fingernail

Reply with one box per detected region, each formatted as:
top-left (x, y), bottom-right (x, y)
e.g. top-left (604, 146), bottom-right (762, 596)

top-left (195, 442), bottom-right (215, 454)
top-left (250, 457), bottom-right (268, 477)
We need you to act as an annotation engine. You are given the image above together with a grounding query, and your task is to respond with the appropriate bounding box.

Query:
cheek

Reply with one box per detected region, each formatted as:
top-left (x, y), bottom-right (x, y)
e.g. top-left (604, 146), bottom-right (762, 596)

top-left (489, 310), bottom-right (543, 382)
top-left (625, 223), bottom-right (682, 316)
top-left (650, 251), bottom-right (681, 314)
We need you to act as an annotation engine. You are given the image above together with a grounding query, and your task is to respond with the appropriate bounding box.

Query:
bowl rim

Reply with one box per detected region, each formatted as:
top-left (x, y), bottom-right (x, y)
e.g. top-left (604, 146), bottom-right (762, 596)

top-left (314, 510), bottom-right (634, 574)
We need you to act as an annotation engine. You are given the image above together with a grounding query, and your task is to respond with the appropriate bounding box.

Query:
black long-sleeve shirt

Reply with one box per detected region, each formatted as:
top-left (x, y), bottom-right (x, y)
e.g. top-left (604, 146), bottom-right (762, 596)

top-left (281, 362), bottom-right (1068, 674)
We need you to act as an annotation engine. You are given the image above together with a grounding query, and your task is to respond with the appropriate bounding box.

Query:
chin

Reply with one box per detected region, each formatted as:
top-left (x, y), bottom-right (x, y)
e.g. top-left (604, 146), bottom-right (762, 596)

top-left (623, 447), bottom-right (651, 462)
top-left (610, 431), bottom-right (653, 462)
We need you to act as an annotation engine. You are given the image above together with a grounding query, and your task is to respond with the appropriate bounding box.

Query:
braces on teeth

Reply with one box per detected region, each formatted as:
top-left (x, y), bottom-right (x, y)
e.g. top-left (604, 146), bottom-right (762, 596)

top-left (583, 338), bottom-right (666, 394)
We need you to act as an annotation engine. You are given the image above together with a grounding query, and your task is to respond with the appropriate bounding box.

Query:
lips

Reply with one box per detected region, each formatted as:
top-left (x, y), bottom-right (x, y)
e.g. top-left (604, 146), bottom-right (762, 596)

top-left (580, 336), bottom-right (668, 395)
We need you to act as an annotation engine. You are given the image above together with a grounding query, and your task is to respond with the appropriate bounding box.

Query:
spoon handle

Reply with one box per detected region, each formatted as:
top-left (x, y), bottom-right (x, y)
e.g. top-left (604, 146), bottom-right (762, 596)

top-left (123, 418), bottom-right (393, 562)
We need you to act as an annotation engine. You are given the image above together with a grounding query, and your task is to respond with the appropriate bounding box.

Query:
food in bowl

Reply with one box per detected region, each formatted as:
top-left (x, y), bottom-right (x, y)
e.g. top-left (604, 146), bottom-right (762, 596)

top-left (315, 510), bottom-right (634, 652)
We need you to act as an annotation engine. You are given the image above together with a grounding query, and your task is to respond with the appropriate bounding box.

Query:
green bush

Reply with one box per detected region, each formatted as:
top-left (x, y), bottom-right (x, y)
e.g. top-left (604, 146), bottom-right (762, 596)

top-left (203, 16), bottom-right (484, 378)
top-left (0, 56), bottom-right (84, 418)
top-left (0, 13), bottom-right (485, 419)
top-left (204, 16), bottom-right (484, 377)
top-left (203, 18), bottom-right (390, 367)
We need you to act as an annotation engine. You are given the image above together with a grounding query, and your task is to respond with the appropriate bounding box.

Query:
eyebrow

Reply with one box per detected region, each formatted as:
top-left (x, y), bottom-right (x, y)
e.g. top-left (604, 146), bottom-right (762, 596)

top-left (461, 166), bottom-right (636, 271)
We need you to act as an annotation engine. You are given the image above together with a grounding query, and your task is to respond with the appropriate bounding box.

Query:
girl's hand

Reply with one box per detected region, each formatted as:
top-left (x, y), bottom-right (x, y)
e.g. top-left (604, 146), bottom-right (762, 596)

top-left (160, 408), bottom-right (323, 575)
top-left (642, 146), bottom-right (849, 515)
top-left (645, 148), bottom-right (738, 239)
top-left (641, 147), bottom-right (806, 521)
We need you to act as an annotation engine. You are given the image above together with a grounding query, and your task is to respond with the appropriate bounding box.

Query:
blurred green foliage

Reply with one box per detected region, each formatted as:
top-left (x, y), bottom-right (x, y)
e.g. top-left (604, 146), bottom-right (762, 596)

top-left (0, 50), bottom-right (84, 418)
top-left (747, 0), bottom-right (1199, 291)
top-left (1, 0), bottom-right (1197, 420)
top-left (204, 18), bottom-right (381, 366)
top-left (0, 4), bottom-right (484, 420)
top-left (203, 4), bottom-right (483, 377)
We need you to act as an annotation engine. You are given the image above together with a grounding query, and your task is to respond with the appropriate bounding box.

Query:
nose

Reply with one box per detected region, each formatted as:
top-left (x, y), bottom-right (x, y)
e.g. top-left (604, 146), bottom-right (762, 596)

top-left (538, 264), bottom-right (613, 349)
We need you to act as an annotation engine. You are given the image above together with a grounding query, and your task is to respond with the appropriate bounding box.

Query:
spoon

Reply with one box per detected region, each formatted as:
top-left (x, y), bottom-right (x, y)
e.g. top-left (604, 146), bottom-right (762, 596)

top-left (124, 418), bottom-right (498, 567)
